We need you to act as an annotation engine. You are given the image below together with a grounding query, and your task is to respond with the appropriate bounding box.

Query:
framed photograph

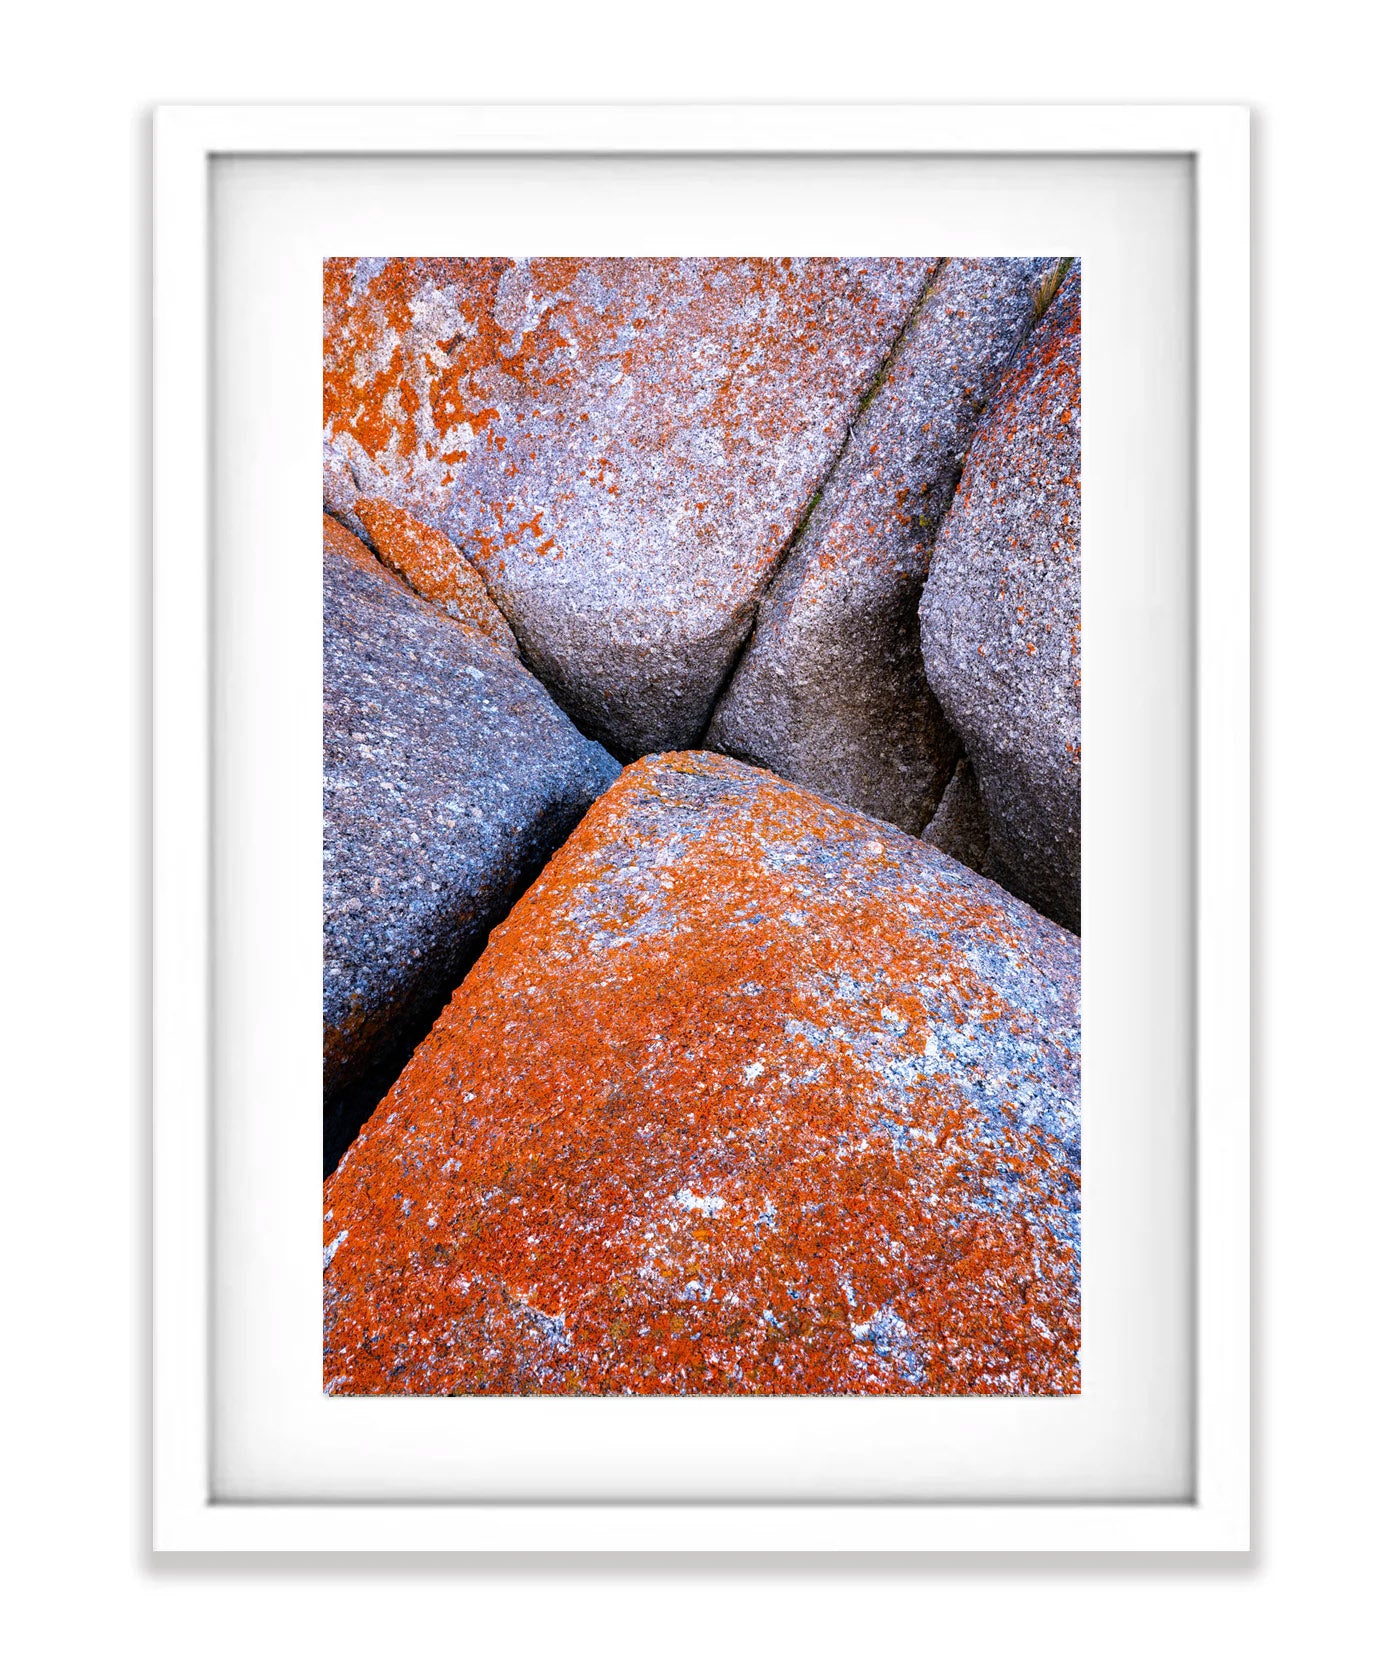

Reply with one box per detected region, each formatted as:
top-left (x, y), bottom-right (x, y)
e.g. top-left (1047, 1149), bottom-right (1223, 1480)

top-left (153, 103), bottom-right (1249, 1551)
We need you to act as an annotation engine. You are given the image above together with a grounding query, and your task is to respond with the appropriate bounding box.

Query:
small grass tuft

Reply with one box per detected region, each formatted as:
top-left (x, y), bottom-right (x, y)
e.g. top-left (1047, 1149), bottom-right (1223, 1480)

top-left (1031, 258), bottom-right (1074, 323)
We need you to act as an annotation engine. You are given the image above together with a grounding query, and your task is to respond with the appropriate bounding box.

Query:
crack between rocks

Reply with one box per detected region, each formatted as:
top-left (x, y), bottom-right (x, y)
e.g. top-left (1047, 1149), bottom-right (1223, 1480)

top-left (694, 260), bottom-right (950, 749)
top-left (331, 446), bottom-right (523, 635)
top-left (324, 504), bottom-right (622, 760)
top-left (327, 492), bottom-right (519, 632)
top-left (323, 829), bottom-right (572, 1177)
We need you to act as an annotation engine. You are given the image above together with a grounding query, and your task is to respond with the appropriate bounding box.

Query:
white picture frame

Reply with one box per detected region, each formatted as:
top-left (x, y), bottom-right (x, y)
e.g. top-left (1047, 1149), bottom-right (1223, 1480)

top-left (153, 103), bottom-right (1249, 1553)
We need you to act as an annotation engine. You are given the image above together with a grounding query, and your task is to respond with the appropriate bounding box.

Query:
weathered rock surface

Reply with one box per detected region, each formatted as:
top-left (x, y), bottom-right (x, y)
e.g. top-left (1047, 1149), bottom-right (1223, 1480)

top-left (324, 751), bottom-right (1080, 1396)
top-left (323, 258), bottom-right (933, 758)
top-left (921, 758), bottom-right (991, 874)
top-left (322, 446), bottom-right (370, 545)
top-left (919, 262), bottom-right (1081, 929)
top-left (322, 516), bottom-right (619, 1161)
top-left (707, 258), bottom-right (1058, 834)
top-left (354, 496), bottom-right (518, 658)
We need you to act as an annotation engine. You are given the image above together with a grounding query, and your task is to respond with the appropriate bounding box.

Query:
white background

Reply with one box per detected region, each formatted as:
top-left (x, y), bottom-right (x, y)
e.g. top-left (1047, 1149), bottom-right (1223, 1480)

top-left (4, 1), bottom-right (1393, 1674)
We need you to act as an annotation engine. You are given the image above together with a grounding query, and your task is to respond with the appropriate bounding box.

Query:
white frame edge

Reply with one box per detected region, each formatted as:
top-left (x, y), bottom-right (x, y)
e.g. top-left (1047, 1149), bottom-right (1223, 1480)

top-left (152, 102), bottom-right (1250, 1554)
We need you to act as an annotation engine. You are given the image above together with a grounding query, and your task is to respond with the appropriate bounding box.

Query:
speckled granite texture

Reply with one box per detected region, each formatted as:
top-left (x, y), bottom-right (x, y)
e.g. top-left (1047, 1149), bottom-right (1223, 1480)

top-left (323, 258), bottom-right (933, 758)
top-left (322, 516), bottom-right (618, 1126)
top-left (708, 258), bottom-right (1057, 835)
top-left (920, 262), bottom-right (1081, 929)
top-left (324, 752), bottom-right (1079, 1396)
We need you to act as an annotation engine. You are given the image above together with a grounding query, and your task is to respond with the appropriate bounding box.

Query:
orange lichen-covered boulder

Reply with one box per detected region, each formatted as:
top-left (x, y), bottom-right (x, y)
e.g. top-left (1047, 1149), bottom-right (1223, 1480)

top-left (323, 258), bottom-right (932, 757)
top-left (920, 262), bottom-right (1081, 929)
top-left (324, 751), bottom-right (1080, 1396)
top-left (353, 496), bottom-right (518, 658)
top-left (708, 258), bottom-right (1058, 835)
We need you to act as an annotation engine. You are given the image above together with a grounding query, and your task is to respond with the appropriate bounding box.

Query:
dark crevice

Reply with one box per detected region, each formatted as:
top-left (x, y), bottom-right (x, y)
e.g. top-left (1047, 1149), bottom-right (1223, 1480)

top-left (476, 622), bottom-right (624, 761)
top-left (851, 258), bottom-right (949, 422)
top-left (694, 476), bottom-right (829, 749)
top-left (324, 969), bottom-right (457, 1178)
top-left (323, 964), bottom-right (459, 1178)
top-left (324, 502), bottom-right (365, 541)
top-left (323, 836), bottom-right (567, 1178)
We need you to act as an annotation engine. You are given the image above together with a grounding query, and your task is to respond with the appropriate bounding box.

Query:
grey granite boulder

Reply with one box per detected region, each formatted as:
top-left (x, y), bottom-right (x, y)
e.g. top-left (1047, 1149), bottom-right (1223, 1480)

top-left (323, 258), bottom-right (933, 759)
top-left (705, 259), bottom-right (1061, 834)
top-left (919, 263), bottom-right (1081, 930)
top-left (322, 516), bottom-right (618, 1163)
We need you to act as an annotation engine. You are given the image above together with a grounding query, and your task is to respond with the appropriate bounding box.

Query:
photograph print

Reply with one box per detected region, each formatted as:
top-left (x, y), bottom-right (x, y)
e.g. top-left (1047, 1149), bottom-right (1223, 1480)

top-left (321, 256), bottom-right (1081, 1397)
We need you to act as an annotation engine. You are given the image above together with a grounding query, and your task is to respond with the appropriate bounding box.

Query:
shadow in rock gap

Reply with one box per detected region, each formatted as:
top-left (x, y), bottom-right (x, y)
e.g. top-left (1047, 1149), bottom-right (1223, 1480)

top-left (322, 989), bottom-right (453, 1178)
top-left (323, 836), bottom-right (573, 1177)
